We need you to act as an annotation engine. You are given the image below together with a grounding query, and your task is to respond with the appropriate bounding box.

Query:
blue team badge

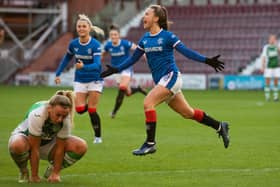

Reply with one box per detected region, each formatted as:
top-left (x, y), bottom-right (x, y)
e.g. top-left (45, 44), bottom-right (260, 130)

top-left (120, 46), bottom-right (124, 51)
top-left (88, 48), bottom-right (92, 54)
top-left (143, 40), bottom-right (147, 45)
top-left (157, 38), bottom-right (163, 45)
top-left (74, 48), bottom-right (79, 52)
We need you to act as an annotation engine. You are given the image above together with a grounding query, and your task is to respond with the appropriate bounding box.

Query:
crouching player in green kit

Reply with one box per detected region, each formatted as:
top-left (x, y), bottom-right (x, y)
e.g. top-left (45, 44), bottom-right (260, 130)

top-left (8, 90), bottom-right (87, 183)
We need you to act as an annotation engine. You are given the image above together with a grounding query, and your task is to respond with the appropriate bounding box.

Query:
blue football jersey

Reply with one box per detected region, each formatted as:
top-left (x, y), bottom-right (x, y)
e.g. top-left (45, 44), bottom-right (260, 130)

top-left (56, 37), bottom-right (102, 83)
top-left (104, 39), bottom-right (133, 70)
top-left (138, 29), bottom-right (180, 83)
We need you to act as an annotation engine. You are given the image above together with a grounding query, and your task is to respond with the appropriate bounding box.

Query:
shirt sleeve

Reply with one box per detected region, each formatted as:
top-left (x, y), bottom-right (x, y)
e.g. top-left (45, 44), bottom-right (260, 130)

top-left (67, 41), bottom-right (74, 55)
top-left (55, 42), bottom-right (74, 76)
top-left (137, 36), bottom-right (145, 51)
top-left (125, 40), bottom-right (133, 49)
top-left (175, 42), bottom-right (206, 63)
top-left (168, 32), bottom-right (181, 48)
top-left (28, 107), bottom-right (46, 137)
top-left (117, 47), bottom-right (144, 71)
top-left (83, 43), bottom-right (102, 71)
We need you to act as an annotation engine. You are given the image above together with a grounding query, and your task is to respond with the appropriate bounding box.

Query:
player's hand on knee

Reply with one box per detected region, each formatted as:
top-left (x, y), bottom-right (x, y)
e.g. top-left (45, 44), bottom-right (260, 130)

top-left (55, 77), bottom-right (61, 85)
top-left (101, 64), bottom-right (119, 78)
top-left (205, 55), bottom-right (224, 72)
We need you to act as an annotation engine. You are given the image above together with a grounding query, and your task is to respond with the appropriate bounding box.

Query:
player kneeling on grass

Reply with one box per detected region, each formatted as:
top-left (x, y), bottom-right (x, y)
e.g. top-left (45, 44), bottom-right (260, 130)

top-left (8, 90), bottom-right (87, 183)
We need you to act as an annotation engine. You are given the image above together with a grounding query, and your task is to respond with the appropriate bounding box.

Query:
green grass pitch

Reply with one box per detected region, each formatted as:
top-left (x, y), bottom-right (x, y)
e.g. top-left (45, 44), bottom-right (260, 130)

top-left (0, 85), bottom-right (280, 187)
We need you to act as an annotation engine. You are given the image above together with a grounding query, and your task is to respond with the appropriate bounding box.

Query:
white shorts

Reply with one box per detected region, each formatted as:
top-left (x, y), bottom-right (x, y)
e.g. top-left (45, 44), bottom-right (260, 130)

top-left (39, 138), bottom-right (56, 160)
top-left (8, 134), bottom-right (56, 161)
top-left (264, 68), bottom-right (280, 78)
top-left (121, 68), bottom-right (133, 77)
top-left (74, 81), bottom-right (104, 93)
top-left (114, 68), bottom-right (133, 84)
top-left (158, 71), bottom-right (182, 96)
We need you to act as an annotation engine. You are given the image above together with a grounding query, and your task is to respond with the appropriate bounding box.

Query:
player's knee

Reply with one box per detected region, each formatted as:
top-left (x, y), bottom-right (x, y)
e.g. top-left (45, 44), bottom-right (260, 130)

top-left (119, 85), bottom-right (127, 92)
top-left (76, 105), bottom-right (87, 114)
top-left (79, 139), bottom-right (88, 154)
top-left (74, 139), bottom-right (88, 155)
top-left (143, 100), bottom-right (154, 111)
top-left (118, 87), bottom-right (128, 97)
top-left (9, 138), bottom-right (29, 154)
top-left (88, 107), bottom-right (96, 114)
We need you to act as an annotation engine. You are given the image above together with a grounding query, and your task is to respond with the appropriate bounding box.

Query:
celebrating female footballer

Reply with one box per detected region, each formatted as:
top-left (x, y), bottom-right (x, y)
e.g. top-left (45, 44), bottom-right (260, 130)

top-left (55, 14), bottom-right (104, 144)
top-left (102, 24), bottom-right (147, 118)
top-left (8, 90), bottom-right (87, 183)
top-left (101, 5), bottom-right (230, 155)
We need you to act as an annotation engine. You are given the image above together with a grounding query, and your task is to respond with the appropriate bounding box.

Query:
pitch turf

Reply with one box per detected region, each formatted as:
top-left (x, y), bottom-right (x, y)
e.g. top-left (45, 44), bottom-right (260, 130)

top-left (0, 85), bottom-right (280, 187)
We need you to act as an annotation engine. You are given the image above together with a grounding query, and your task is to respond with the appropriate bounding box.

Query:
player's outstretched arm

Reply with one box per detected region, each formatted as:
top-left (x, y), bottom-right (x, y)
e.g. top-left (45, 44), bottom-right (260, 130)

top-left (55, 53), bottom-right (72, 77)
top-left (101, 47), bottom-right (144, 78)
top-left (101, 64), bottom-right (119, 78)
top-left (175, 42), bottom-right (224, 72)
top-left (205, 55), bottom-right (224, 72)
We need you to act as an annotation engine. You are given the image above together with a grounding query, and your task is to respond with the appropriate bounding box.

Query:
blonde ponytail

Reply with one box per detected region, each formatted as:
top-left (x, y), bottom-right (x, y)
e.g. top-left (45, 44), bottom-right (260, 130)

top-left (92, 25), bottom-right (104, 36)
top-left (78, 14), bottom-right (104, 36)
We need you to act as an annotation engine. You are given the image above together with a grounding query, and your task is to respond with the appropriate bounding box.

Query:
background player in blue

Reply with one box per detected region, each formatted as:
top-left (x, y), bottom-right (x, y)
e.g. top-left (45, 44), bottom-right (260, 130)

top-left (102, 24), bottom-right (147, 118)
top-left (102, 5), bottom-right (230, 155)
top-left (55, 14), bottom-right (104, 144)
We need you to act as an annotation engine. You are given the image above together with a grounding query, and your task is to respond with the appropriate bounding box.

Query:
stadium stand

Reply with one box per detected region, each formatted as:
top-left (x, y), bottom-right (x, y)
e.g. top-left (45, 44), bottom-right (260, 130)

top-left (2, 1), bottom-right (280, 83)
top-left (19, 32), bottom-right (73, 73)
top-left (0, 0), bottom-right (68, 82)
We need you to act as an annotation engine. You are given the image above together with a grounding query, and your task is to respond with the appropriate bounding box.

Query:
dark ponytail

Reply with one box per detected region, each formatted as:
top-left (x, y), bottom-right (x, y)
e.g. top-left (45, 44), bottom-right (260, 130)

top-left (109, 24), bottom-right (120, 33)
top-left (150, 5), bottom-right (171, 30)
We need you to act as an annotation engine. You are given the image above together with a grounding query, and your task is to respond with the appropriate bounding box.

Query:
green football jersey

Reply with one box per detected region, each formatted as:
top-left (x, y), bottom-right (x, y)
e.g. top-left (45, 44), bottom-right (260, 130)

top-left (12, 100), bottom-right (71, 146)
top-left (266, 45), bottom-right (279, 68)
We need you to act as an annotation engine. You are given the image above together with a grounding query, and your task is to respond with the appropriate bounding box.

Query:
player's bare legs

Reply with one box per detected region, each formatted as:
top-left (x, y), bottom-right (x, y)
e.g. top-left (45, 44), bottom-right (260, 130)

top-left (88, 91), bottom-right (102, 143)
top-left (75, 92), bottom-right (88, 113)
top-left (168, 92), bottom-right (230, 148)
top-left (167, 92), bottom-right (194, 118)
top-left (111, 75), bottom-right (147, 118)
top-left (74, 91), bottom-right (102, 143)
top-left (44, 136), bottom-right (88, 181)
top-left (120, 75), bottom-right (131, 94)
top-left (9, 134), bottom-right (30, 183)
top-left (264, 78), bottom-right (271, 101)
top-left (273, 78), bottom-right (279, 101)
top-left (133, 85), bottom-right (171, 155)
top-left (133, 87), bottom-right (229, 156)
